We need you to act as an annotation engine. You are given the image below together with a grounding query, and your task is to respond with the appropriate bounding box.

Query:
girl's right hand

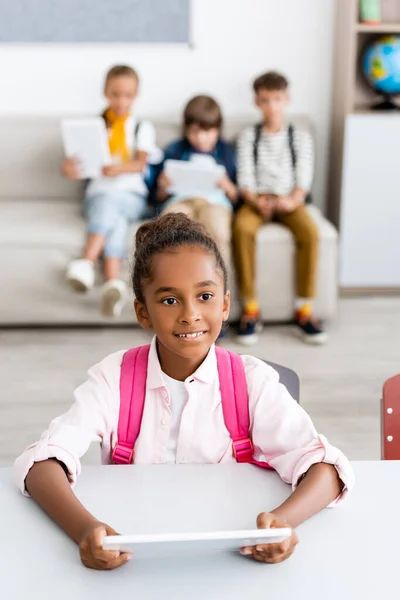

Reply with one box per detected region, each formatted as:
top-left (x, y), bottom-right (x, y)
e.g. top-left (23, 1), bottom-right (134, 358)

top-left (61, 157), bottom-right (82, 180)
top-left (79, 522), bottom-right (132, 570)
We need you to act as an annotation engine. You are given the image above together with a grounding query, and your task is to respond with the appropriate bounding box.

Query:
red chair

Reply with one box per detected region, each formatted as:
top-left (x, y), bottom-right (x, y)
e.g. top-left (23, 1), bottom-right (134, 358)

top-left (381, 374), bottom-right (400, 460)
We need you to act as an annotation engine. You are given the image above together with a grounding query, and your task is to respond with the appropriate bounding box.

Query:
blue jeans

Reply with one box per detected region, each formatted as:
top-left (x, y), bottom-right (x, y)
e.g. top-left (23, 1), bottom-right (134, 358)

top-left (83, 190), bottom-right (147, 259)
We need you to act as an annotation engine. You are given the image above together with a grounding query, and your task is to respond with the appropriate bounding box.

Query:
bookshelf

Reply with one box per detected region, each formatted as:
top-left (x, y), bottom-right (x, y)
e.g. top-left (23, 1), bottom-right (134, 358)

top-left (329, 1), bottom-right (400, 291)
top-left (355, 22), bottom-right (400, 33)
top-left (328, 0), bottom-right (400, 228)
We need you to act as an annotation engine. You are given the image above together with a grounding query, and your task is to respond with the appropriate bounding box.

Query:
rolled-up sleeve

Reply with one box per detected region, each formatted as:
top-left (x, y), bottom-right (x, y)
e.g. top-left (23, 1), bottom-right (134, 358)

top-left (245, 356), bottom-right (354, 505)
top-left (13, 351), bottom-right (124, 496)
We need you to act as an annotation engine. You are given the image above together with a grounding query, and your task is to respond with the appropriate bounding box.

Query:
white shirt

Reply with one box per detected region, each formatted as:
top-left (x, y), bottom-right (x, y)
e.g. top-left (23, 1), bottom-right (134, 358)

top-left (162, 372), bottom-right (189, 463)
top-left (14, 337), bottom-right (354, 506)
top-left (237, 125), bottom-right (314, 195)
top-left (86, 117), bottom-right (160, 197)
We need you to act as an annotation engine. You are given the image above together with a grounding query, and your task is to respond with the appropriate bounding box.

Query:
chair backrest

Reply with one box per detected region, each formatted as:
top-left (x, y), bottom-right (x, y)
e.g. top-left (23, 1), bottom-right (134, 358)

top-left (381, 374), bottom-right (400, 460)
top-left (263, 360), bottom-right (300, 403)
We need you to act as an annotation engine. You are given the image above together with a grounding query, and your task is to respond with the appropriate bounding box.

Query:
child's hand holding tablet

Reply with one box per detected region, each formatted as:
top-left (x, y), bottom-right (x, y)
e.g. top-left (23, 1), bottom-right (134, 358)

top-left (239, 512), bottom-right (298, 564)
top-left (101, 512), bottom-right (295, 565)
top-left (79, 522), bottom-right (132, 570)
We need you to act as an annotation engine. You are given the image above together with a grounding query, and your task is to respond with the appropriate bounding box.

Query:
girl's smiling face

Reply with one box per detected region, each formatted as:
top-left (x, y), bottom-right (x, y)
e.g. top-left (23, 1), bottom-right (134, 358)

top-left (134, 245), bottom-right (230, 379)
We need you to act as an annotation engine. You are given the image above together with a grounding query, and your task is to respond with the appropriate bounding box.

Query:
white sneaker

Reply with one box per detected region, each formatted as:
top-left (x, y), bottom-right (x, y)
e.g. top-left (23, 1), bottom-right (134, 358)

top-left (101, 279), bottom-right (127, 318)
top-left (66, 259), bottom-right (95, 292)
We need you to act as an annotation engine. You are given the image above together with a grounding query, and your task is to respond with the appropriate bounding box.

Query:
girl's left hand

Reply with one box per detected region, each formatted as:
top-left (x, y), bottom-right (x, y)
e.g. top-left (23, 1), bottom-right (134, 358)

top-left (240, 512), bottom-right (298, 564)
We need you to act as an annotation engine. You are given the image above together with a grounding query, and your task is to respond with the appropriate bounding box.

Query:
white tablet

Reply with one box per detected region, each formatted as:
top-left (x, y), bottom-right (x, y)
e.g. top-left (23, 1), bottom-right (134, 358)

top-left (165, 158), bottom-right (225, 195)
top-left (102, 528), bottom-right (291, 559)
top-left (61, 117), bottom-right (112, 179)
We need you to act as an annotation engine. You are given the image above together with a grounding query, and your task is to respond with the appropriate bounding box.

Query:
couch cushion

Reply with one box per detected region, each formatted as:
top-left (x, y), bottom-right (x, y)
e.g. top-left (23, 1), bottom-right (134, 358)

top-left (1, 199), bottom-right (86, 248)
top-left (1, 200), bottom-right (333, 249)
top-left (1, 198), bottom-right (337, 325)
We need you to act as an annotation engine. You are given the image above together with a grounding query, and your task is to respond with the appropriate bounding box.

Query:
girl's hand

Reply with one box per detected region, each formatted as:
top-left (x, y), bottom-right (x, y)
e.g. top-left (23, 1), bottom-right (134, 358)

top-left (61, 157), bottom-right (82, 180)
top-left (240, 512), bottom-right (298, 564)
top-left (79, 522), bottom-right (132, 570)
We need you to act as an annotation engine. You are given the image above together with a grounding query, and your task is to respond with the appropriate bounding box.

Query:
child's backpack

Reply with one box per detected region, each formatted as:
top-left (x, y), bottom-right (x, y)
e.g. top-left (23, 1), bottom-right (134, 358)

top-left (112, 345), bottom-right (272, 469)
top-left (252, 123), bottom-right (313, 205)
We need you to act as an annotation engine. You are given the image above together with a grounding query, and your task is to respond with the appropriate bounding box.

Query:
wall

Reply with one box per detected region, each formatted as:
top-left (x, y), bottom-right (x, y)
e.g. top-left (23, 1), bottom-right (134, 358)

top-left (0, 0), bottom-right (335, 210)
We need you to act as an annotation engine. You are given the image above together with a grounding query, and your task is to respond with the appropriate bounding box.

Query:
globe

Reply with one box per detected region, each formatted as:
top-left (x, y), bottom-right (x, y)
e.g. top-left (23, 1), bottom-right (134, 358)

top-left (362, 36), bottom-right (400, 100)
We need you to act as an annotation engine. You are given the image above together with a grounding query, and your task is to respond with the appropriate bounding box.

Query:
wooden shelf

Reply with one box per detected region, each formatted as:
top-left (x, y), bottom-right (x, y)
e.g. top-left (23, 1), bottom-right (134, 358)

top-left (353, 104), bottom-right (400, 114)
top-left (356, 22), bottom-right (400, 33)
top-left (328, 0), bottom-right (400, 229)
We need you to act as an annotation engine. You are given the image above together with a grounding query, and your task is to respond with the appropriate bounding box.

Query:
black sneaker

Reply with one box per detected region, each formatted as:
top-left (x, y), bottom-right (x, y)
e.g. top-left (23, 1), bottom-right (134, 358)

top-left (295, 314), bottom-right (328, 345)
top-left (236, 313), bottom-right (262, 346)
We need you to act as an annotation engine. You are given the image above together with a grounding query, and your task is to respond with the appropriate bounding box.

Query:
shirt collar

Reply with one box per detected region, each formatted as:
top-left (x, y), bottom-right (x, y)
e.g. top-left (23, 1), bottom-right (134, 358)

top-left (146, 336), bottom-right (218, 389)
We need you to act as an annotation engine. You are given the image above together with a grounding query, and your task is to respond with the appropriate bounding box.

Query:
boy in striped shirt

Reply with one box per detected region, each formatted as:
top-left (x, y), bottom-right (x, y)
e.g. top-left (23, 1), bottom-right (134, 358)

top-left (233, 72), bottom-right (326, 345)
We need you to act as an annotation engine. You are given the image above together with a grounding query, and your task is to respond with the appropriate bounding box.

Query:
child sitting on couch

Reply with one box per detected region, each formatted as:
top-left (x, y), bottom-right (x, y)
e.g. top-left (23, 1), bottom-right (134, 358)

top-left (156, 95), bottom-right (238, 266)
top-left (233, 71), bottom-right (326, 346)
top-left (62, 65), bottom-right (159, 318)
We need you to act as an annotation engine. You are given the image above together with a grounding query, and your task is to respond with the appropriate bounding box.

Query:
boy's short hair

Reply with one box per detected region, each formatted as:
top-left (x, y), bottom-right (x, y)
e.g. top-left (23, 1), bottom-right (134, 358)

top-left (105, 65), bottom-right (139, 88)
top-left (183, 95), bottom-right (223, 130)
top-left (253, 71), bottom-right (289, 93)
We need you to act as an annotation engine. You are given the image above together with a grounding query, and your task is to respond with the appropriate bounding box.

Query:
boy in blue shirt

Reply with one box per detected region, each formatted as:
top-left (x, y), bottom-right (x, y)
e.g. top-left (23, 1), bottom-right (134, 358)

top-left (156, 95), bottom-right (238, 265)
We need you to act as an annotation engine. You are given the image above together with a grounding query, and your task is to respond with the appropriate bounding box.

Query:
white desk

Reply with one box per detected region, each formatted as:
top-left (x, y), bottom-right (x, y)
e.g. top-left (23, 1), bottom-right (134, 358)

top-left (1, 462), bottom-right (398, 600)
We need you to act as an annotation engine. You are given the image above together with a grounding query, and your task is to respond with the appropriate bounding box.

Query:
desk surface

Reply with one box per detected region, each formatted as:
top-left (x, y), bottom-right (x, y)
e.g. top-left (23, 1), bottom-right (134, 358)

top-left (1, 462), bottom-right (399, 600)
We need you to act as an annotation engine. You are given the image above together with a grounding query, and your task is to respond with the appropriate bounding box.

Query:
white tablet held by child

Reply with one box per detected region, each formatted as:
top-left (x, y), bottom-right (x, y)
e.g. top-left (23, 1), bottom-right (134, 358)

top-left (165, 158), bottom-right (225, 195)
top-left (61, 117), bottom-right (112, 179)
top-left (102, 528), bottom-right (292, 559)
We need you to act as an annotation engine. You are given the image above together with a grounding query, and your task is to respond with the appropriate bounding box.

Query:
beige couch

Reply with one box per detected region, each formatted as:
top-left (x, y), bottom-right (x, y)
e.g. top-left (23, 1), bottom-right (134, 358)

top-left (0, 117), bottom-right (338, 325)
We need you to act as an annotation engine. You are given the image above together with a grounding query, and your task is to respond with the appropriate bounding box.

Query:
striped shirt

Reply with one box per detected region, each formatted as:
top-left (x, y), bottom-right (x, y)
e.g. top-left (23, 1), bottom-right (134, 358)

top-left (237, 125), bottom-right (314, 196)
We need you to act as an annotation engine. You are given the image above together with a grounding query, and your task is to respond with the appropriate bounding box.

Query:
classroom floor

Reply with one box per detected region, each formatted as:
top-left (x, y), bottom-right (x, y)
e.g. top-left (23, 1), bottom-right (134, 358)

top-left (1, 296), bottom-right (399, 468)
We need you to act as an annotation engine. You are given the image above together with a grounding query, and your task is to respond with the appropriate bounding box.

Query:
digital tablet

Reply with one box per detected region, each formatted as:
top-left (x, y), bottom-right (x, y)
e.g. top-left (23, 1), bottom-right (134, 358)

top-left (61, 117), bottom-right (112, 179)
top-left (102, 528), bottom-right (292, 558)
top-left (165, 158), bottom-right (225, 195)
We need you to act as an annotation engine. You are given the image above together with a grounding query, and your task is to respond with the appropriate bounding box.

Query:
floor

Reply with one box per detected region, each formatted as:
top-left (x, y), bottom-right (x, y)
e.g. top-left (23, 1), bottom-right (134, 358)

top-left (1, 297), bottom-right (399, 468)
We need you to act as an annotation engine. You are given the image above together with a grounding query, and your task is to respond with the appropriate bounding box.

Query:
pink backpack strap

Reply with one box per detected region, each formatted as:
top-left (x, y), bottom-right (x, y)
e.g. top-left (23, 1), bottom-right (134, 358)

top-left (112, 344), bottom-right (151, 465)
top-left (215, 347), bottom-right (272, 469)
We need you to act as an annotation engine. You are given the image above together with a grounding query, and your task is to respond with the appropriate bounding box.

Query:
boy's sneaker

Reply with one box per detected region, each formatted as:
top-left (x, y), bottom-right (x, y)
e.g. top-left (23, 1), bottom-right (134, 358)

top-left (101, 279), bottom-right (127, 318)
top-left (236, 312), bottom-right (263, 346)
top-left (66, 259), bottom-right (95, 292)
top-left (295, 313), bottom-right (328, 345)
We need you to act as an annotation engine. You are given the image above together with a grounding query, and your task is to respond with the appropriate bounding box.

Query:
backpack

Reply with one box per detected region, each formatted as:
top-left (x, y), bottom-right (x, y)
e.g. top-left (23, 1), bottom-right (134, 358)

top-left (112, 344), bottom-right (272, 469)
top-left (252, 123), bottom-right (312, 205)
